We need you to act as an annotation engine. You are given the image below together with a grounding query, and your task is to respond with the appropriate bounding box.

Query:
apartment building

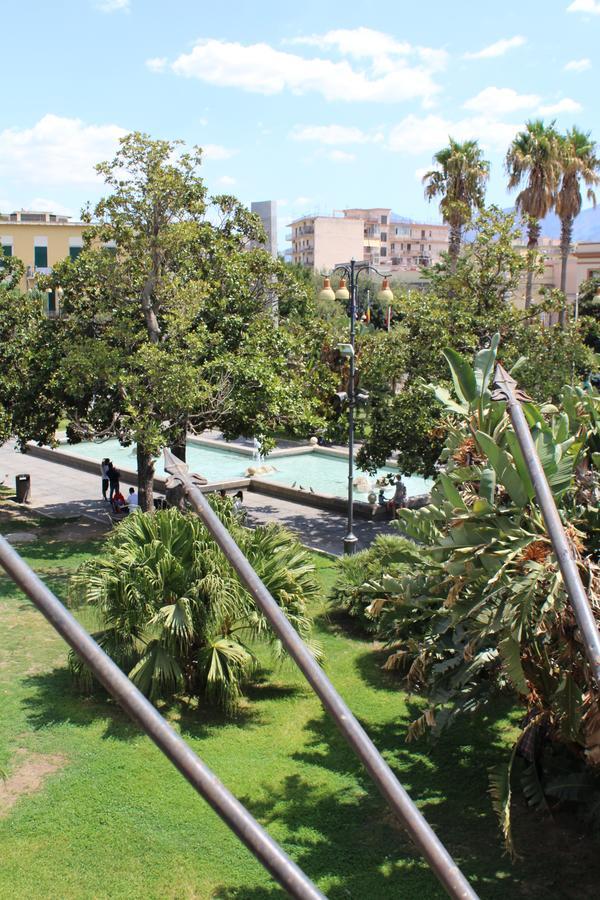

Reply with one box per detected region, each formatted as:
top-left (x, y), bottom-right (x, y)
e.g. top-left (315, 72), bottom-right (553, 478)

top-left (287, 207), bottom-right (449, 272)
top-left (250, 200), bottom-right (278, 258)
top-left (1, 209), bottom-right (88, 310)
top-left (288, 214), bottom-right (363, 271)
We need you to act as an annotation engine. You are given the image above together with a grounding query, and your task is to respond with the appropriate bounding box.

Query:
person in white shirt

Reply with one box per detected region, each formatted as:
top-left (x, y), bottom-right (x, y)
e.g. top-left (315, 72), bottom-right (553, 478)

top-left (127, 487), bottom-right (139, 510)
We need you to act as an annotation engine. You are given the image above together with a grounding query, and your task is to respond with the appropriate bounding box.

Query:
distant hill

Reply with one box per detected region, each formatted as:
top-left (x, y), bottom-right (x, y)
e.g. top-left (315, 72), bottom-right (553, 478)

top-left (509, 205), bottom-right (600, 242)
top-left (538, 206), bottom-right (600, 242)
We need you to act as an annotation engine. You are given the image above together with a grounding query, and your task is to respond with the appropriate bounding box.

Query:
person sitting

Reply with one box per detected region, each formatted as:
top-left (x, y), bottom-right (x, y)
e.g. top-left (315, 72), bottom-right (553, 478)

top-left (111, 489), bottom-right (127, 515)
top-left (127, 486), bottom-right (139, 510)
top-left (378, 488), bottom-right (387, 507)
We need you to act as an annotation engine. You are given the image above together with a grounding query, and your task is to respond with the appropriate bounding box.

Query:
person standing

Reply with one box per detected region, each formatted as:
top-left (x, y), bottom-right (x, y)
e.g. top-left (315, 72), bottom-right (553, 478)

top-left (108, 463), bottom-right (120, 502)
top-left (101, 458), bottom-right (110, 501)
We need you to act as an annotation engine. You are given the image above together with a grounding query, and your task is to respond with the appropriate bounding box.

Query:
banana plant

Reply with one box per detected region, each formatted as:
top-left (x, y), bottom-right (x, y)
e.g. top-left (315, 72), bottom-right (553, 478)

top-left (363, 337), bottom-right (600, 854)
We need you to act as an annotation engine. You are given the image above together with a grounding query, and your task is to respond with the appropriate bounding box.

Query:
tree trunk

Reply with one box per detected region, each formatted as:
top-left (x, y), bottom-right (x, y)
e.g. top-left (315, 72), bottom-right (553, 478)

top-left (524, 219), bottom-right (541, 309)
top-left (448, 223), bottom-right (461, 272)
top-left (559, 215), bottom-right (573, 328)
top-left (136, 444), bottom-right (155, 513)
top-left (170, 420), bottom-right (187, 463)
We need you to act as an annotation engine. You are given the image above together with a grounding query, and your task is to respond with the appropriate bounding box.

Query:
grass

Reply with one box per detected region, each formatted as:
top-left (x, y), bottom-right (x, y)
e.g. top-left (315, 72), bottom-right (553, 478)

top-left (1, 522), bottom-right (599, 898)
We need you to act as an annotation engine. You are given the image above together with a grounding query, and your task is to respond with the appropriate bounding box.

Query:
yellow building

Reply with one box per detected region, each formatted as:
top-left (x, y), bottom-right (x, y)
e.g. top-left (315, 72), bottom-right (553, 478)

top-left (1, 209), bottom-right (88, 313)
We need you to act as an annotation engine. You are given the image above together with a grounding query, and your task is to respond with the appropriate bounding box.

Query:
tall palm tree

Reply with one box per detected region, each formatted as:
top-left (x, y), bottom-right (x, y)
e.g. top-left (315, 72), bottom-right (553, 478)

top-left (422, 138), bottom-right (490, 270)
top-left (555, 128), bottom-right (600, 314)
top-left (506, 120), bottom-right (561, 308)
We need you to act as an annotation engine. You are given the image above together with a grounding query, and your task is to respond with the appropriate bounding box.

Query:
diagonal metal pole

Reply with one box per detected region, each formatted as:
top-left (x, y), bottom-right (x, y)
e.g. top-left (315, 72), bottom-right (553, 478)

top-left (0, 534), bottom-right (325, 900)
top-left (164, 449), bottom-right (479, 900)
top-left (492, 364), bottom-right (600, 682)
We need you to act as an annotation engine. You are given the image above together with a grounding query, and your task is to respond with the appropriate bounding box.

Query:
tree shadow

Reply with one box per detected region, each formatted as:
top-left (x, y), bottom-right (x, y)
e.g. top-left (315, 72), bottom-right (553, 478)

top-left (314, 607), bottom-right (375, 643)
top-left (211, 700), bottom-right (600, 899)
top-left (353, 647), bottom-right (400, 693)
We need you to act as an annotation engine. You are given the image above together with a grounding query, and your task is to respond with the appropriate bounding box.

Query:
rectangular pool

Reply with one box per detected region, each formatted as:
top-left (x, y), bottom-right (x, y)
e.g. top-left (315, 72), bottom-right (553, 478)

top-left (55, 438), bottom-right (431, 500)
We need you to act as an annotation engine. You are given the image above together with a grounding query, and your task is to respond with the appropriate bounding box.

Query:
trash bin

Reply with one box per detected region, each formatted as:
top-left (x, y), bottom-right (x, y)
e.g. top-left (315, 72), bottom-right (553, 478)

top-left (15, 474), bottom-right (31, 503)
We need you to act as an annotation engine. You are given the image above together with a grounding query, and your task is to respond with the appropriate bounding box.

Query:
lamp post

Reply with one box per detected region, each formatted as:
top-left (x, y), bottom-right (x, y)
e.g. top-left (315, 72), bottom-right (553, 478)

top-left (319, 259), bottom-right (393, 554)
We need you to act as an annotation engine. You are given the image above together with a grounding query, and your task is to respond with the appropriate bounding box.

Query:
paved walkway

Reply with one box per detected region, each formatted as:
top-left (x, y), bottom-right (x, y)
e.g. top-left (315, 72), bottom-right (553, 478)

top-left (0, 442), bottom-right (397, 556)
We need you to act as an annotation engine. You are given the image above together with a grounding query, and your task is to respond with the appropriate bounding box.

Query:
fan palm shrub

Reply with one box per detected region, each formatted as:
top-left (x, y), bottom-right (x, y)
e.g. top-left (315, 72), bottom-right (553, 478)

top-left (70, 504), bottom-right (321, 713)
top-left (362, 336), bottom-right (600, 852)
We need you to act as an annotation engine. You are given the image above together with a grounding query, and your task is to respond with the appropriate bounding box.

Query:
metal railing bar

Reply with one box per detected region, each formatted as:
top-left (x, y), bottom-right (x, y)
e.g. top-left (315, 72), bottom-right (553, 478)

top-left (164, 448), bottom-right (479, 900)
top-left (0, 534), bottom-right (325, 900)
top-left (492, 364), bottom-right (600, 682)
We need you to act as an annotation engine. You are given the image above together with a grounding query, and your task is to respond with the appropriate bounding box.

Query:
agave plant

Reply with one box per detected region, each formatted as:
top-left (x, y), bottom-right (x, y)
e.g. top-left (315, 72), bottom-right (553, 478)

top-left (70, 504), bottom-right (321, 713)
top-left (363, 335), bottom-right (600, 852)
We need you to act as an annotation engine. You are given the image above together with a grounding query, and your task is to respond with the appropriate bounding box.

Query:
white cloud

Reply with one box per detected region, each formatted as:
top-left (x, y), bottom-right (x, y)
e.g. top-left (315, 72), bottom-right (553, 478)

top-left (564, 57), bottom-right (592, 71)
top-left (198, 116), bottom-right (209, 126)
top-left (170, 38), bottom-right (442, 103)
top-left (0, 114), bottom-right (126, 185)
top-left (286, 27), bottom-right (448, 71)
top-left (293, 196), bottom-right (314, 207)
top-left (217, 175), bottom-right (236, 186)
top-left (202, 143), bottom-right (237, 160)
top-left (464, 35), bottom-right (526, 59)
top-left (290, 124), bottom-right (383, 145)
top-left (388, 113), bottom-right (522, 155)
top-left (146, 57), bottom-right (168, 73)
top-left (567, 0), bottom-right (600, 14)
top-left (29, 197), bottom-right (76, 218)
top-left (464, 86), bottom-right (540, 115)
top-left (325, 149), bottom-right (355, 162)
top-left (538, 97), bottom-right (583, 114)
top-left (96, 0), bottom-right (130, 11)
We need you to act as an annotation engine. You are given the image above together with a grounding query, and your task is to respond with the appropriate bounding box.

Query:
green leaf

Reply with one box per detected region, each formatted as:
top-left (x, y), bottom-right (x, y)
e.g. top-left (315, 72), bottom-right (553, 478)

top-left (442, 347), bottom-right (478, 405)
top-left (478, 467), bottom-right (496, 504)
top-left (438, 472), bottom-right (467, 510)
top-left (475, 431), bottom-right (529, 507)
top-left (504, 430), bottom-right (535, 501)
top-left (473, 333), bottom-right (500, 396)
top-left (498, 636), bottom-right (528, 694)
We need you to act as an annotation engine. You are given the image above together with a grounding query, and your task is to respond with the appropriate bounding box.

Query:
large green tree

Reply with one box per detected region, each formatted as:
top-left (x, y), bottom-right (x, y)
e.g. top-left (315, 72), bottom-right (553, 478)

top-left (422, 138), bottom-right (489, 269)
top-left (17, 133), bottom-right (332, 510)
top-left (506, 119), bottom-right (561, 307)
top-left (356, 208), bottom-right (594, 476)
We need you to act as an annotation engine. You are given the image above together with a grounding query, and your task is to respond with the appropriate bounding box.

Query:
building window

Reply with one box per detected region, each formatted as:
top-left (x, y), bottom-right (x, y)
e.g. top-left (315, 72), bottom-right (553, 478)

top-left (421, 229), bottom-right (426, 238)
top-left (69, 246), bottom-right (82, 261)
top-left (34, 245), bottom-right (48, 268)
top-left (429, 244), bottom-right (431, 251)
top-left (2, 243), bottom-right (12, 257)
top-left (380, 215), bottom-right (387, 225)
top-left (380, 232), bottom-right (387, 242)
top-left (380, 247), bottom-right (387, 257)
top-left (407, 243), bottom-right (411, 251)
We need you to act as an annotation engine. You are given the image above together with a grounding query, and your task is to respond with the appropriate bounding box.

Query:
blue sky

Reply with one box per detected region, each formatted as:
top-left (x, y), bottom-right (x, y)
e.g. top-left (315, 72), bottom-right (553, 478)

top-left (1, 0), bottom-right (599, 248)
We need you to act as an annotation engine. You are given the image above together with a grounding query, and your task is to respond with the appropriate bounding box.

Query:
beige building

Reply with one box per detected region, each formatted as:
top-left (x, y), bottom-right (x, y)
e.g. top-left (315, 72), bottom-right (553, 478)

top-left (1, 209), bottom-right (88, 312)
top-left (288, 214), bottom-right (363, 271)
top-left (288, 207), bottom-right (449, 272)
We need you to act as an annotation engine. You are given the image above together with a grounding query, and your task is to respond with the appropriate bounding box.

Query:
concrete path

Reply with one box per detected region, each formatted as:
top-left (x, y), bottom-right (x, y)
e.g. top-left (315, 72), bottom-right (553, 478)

top-left (0, 441), bottom-right (397, 556)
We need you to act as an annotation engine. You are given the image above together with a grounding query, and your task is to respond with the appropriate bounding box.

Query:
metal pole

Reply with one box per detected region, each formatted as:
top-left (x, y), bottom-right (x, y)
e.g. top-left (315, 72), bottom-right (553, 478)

top-left (344, 258), bottom-right (358, 555)
top-left (0, 535), bottom-right (325, 900)
top-left (492, 364), bottom-right (600, 682)
top-left (164, 449), bottom-right (479, 900)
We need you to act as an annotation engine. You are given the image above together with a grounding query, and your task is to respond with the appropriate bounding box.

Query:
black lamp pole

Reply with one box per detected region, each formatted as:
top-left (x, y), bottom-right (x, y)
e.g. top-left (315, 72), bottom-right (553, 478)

top-left (329, 259), bottom-right (389, 555)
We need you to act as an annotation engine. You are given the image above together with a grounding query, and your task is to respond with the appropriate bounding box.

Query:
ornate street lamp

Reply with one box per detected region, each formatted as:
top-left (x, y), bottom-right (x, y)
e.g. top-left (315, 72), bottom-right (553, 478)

top-left (320, 259), bottom-right (394, 554)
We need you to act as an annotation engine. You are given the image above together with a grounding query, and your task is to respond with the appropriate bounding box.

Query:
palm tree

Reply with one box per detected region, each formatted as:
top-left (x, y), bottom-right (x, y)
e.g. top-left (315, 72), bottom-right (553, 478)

top-left (506, 120), bottom-right (562, 308)
top-left (422, 138), bottom-right (490, 270)
top-left (555, 128), bottom-right (600, 320)
top-left (70, 505), bottom-right (321, 713)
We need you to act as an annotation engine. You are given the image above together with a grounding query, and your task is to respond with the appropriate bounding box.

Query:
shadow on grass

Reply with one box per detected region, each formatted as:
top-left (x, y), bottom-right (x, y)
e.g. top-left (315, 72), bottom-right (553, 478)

top-left (214, 701), bottom-right (600, 900)
top-left (354, 646), bottom-right (400, 694)
top-left (18, 538), bottom-right (104, 564)
top-left (21, 663), bottom-right (291, 745)
top-left (314, 606), bottom-right (374, 643)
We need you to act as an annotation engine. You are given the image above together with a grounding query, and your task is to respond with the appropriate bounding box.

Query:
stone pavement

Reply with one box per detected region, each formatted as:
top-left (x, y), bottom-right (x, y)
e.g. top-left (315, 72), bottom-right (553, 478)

top-left (0, 441), bottom-right (397, 556)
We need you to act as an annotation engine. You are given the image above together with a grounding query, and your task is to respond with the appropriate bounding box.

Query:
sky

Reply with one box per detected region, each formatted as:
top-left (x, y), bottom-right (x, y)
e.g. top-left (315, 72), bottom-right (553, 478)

top-left (1, 0), bottom-right (599, 250)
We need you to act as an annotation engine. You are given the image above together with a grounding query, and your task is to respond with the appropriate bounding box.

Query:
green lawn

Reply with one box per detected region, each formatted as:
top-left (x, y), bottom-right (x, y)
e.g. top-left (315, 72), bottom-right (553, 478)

top-left (1, 528), bottom-right (598, 898)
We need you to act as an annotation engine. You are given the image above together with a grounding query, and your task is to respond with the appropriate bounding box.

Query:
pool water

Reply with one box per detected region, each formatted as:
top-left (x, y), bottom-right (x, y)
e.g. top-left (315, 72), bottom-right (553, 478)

top-left (57, 438), bottom-right (432, 499)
